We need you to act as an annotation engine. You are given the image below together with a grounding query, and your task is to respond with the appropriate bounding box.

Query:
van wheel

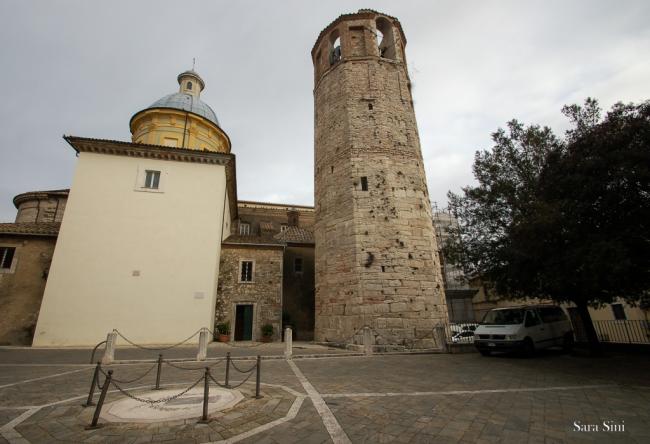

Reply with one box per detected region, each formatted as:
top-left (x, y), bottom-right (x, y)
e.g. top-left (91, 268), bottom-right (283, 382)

top-left (479, 350), bottom-right (491, 357)
top-left (522, 338), bottom-right (535, 357)
top-left (562, 333), bottom-right (574, 352)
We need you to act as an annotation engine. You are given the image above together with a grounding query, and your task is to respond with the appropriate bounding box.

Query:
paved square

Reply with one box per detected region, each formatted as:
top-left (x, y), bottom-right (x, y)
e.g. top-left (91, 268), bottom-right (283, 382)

top-left (0, 345), bottom-right (648, 443)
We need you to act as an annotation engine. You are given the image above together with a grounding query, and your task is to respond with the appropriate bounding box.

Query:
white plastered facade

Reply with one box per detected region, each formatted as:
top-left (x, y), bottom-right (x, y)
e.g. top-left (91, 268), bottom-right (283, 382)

top-left (33, 151), bottom-right (227, 346)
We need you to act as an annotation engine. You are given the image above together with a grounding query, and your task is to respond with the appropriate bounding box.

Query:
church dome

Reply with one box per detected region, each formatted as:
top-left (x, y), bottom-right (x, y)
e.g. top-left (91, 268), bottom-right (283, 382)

top-left (147, 92), bottom-right (220, 126)
top-left (129, 70), bottom-right (231, 153)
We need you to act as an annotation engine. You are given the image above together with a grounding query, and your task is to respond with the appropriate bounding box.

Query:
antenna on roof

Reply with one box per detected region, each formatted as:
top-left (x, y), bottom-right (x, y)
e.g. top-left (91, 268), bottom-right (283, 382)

top-left (192, 58), bottom-right (196, 71)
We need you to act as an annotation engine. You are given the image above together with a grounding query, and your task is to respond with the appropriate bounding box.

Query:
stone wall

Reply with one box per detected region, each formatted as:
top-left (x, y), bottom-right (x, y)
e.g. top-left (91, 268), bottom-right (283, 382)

top-left (0, 235), bottom-right (56, 345)
top-left (313, 11), bottom-right (448, 347)
top-left (14, 191), bottom-right (68, 223)
top-left (216, 244), bottom-right (283, 341)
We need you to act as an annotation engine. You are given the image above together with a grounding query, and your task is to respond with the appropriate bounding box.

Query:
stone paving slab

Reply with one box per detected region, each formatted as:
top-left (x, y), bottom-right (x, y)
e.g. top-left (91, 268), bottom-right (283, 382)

top-left (0, 409), bottom-right (25, 429)
top-left (238, 398), bottom-right (330, 444)
top-left (326, 386), bottom-right (650, 443)
top-left (1, 350), bottom-right (649, 443)
top-left (292, 351), bottom-right (650, 395)
top-left (0, 365), bottom-right (90, 387)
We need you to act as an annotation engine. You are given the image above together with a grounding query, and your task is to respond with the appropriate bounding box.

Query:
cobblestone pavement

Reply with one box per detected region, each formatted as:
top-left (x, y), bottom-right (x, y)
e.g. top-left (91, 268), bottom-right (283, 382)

top-left (0, 347), bottom-right (649, 443)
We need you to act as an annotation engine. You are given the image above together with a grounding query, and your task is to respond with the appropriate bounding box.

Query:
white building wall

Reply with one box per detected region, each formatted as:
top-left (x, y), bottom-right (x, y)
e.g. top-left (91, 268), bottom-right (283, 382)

top-left (33, 152), bottom-right (226, 346)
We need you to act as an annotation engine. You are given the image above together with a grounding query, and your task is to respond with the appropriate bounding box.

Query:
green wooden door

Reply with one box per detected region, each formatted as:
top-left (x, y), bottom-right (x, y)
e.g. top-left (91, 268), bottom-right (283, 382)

top-left (235, 305), bottom-right (254, 341)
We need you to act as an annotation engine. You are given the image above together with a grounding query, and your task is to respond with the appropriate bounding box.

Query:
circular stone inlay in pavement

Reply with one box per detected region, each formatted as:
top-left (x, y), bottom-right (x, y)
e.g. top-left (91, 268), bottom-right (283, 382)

top-left (101, 387), bottom-right (244, 423)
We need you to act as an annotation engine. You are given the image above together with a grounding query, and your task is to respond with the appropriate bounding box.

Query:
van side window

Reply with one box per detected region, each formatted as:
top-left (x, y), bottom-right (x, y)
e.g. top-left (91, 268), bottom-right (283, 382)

top-left (540, 307), bottom-right (566, 323)
top-left (556, 307), bottom-right (568, 321)
top-left (539, 307), bottom-right (555, 323)
top-left (525, 310), bottom-right (541, 327)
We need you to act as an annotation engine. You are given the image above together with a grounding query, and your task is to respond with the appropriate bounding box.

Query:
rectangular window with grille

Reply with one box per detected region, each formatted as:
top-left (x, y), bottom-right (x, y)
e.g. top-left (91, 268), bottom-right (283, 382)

top-left (294, 257), bottom-right (303, 273)
top-left (240, 261), bottom-right (254, 282)
top-left (144, 170), bottom-right (160, 189)
top-left (0, 247), bottom-right (15, 269)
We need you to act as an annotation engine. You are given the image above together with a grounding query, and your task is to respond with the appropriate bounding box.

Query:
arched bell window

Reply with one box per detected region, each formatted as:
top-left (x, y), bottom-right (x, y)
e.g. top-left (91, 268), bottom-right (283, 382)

top-left (376, 17), bottom-right (396, 60)
top-left (187, 81), bottom-right (193, 90)
top-left (329, 30), bottom-right (342, 65)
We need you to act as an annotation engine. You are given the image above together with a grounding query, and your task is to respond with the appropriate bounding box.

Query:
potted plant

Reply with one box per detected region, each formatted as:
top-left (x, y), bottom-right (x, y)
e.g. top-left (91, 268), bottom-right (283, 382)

top-left (216, 322), bottom-right (230, 342)
top-left (260, 324), bottom-right (274, 342)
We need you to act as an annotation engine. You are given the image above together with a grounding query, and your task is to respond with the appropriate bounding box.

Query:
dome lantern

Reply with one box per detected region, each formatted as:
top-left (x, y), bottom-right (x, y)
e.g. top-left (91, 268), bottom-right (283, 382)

top-left (177, 70), bottom-right (205, 98)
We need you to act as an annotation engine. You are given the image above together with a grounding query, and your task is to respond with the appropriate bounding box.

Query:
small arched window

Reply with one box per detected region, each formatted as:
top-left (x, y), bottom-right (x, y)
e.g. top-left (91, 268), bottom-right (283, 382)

top-left (376, 17), bottom-right (396, 60)
top-left (329, 31), bottom-right (342, 66)
top-left (187, 81), bottom-right (193, 90)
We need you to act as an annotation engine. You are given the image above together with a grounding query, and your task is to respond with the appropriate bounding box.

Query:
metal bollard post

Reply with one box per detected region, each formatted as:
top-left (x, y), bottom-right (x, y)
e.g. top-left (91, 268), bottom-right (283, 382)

top-left (284, 327), bottom-right (293, 360)
top-left (86, 370), bottom-right (112, 430)
top-left (82, 362), bottom-right (101, 407)
top-left (255, 355), bottom-right (262, 399)
top-left (225, 352), bottom-right (231, 388)
top-left (101, 331), bottom-right (117, 365)
top-left (197, 328), bottom-right (208, 361)
top-left (198, 367), bottom-right (210, 423)
top-left (154, 354), bottom-right (163, 390)
top-left (363, 326), bottom-right (373, 356)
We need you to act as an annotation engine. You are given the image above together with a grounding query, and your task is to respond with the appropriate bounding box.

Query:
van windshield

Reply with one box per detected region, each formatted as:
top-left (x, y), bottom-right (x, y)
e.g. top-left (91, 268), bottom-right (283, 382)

top-left (482, 308), bottom-right (525, 325)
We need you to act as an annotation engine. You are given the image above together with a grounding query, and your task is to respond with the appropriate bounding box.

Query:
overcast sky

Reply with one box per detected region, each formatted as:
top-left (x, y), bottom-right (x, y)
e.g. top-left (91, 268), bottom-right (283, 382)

top-left (0, 0), bottom-right (648, 221)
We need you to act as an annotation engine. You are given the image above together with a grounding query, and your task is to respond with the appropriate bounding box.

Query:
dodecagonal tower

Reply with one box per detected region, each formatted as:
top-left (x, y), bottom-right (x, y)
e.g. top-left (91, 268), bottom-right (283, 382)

top-left (312, 10), bottom-right (448, 347)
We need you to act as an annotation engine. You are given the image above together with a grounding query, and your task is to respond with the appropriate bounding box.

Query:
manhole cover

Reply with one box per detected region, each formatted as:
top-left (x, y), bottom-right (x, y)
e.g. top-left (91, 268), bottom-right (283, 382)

top-left (101, 387), bottom-right (243, 423)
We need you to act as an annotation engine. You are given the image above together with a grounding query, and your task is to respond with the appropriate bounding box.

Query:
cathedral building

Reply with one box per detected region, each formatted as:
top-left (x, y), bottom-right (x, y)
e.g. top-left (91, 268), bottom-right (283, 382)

top-left (0, 10), bottom-right (450, 347)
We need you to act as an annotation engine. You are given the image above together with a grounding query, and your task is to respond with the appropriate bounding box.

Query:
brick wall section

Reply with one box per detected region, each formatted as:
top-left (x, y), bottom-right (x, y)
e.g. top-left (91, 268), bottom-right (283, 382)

top-left (0, 235), bottom-right (56, 345)
top-left (215, 245), bottom-right (283, 341)
top-left (313, 11), bottom-right (448, 346)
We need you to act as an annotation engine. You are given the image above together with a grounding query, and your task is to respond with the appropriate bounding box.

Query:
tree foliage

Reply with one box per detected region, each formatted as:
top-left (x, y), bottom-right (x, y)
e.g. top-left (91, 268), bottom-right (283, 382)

top-left (447, 99), bottom-right (650, 350)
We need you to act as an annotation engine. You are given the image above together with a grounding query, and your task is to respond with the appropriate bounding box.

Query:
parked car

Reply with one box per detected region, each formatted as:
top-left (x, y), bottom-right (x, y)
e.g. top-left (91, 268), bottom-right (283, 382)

top-left (474, 305), bottom-right (574, 357)
top-left (450, 330), bottom-right (475, 343)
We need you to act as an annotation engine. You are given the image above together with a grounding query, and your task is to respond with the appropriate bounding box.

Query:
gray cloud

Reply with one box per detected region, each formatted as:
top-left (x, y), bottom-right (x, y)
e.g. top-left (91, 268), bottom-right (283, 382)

top-left (1, 0), bottom-right (648, 220)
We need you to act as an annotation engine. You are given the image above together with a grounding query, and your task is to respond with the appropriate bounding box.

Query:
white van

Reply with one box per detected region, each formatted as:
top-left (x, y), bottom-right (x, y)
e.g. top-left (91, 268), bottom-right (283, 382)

top-left (474, 305), bottom-right (574, 356)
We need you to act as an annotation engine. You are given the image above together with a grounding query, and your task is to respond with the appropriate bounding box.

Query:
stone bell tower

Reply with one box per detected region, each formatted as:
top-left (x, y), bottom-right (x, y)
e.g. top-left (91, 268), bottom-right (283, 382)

top-left (312, 10), bottom-right (448, 347)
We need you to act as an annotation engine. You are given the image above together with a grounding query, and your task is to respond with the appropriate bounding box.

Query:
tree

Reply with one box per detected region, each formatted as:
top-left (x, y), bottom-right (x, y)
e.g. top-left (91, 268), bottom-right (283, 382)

top-left (447, 99), bottom-right (650, 353)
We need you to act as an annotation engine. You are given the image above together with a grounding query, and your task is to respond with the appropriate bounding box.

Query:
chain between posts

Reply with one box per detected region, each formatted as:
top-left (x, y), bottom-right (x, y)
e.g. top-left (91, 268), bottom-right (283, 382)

top-left (206, 367), bottom-right (256, 390)
top-left (85, 354), bottom-right (263, 428)
top-left (230, 360), bottom-right (258, 374)
top-left (114, 329), bottom-right (202, 351)
top-left (111, 376), bottom-right (205, 404)
top-left (96, 368), bottom-right (110, 390)
top-left (89, 340), bottom-right (107, 364)
top-left (164, 357), bottom-right (226, 371)
top-left (108, 362), bottom-right (158, 384)
top-left (207, 371), bottom-right (230, 388)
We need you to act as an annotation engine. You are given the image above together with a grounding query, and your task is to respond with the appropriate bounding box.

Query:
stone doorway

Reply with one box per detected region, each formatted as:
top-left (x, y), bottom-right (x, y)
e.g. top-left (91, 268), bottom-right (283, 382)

top-left (235, 304), bottom-right (254, 341)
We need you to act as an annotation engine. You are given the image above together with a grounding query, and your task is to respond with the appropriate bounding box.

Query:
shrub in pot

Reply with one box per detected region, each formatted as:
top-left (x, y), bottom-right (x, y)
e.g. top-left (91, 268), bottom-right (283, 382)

top-left (216, 322), bottom-right (230, 342)
top-left (261, 324), bottom-right (274, 342)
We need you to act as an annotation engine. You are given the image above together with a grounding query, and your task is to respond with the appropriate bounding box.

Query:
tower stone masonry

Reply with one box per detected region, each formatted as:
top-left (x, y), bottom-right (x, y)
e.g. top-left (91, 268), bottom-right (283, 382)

top-left (312, 10), bottom-right (448, 347)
